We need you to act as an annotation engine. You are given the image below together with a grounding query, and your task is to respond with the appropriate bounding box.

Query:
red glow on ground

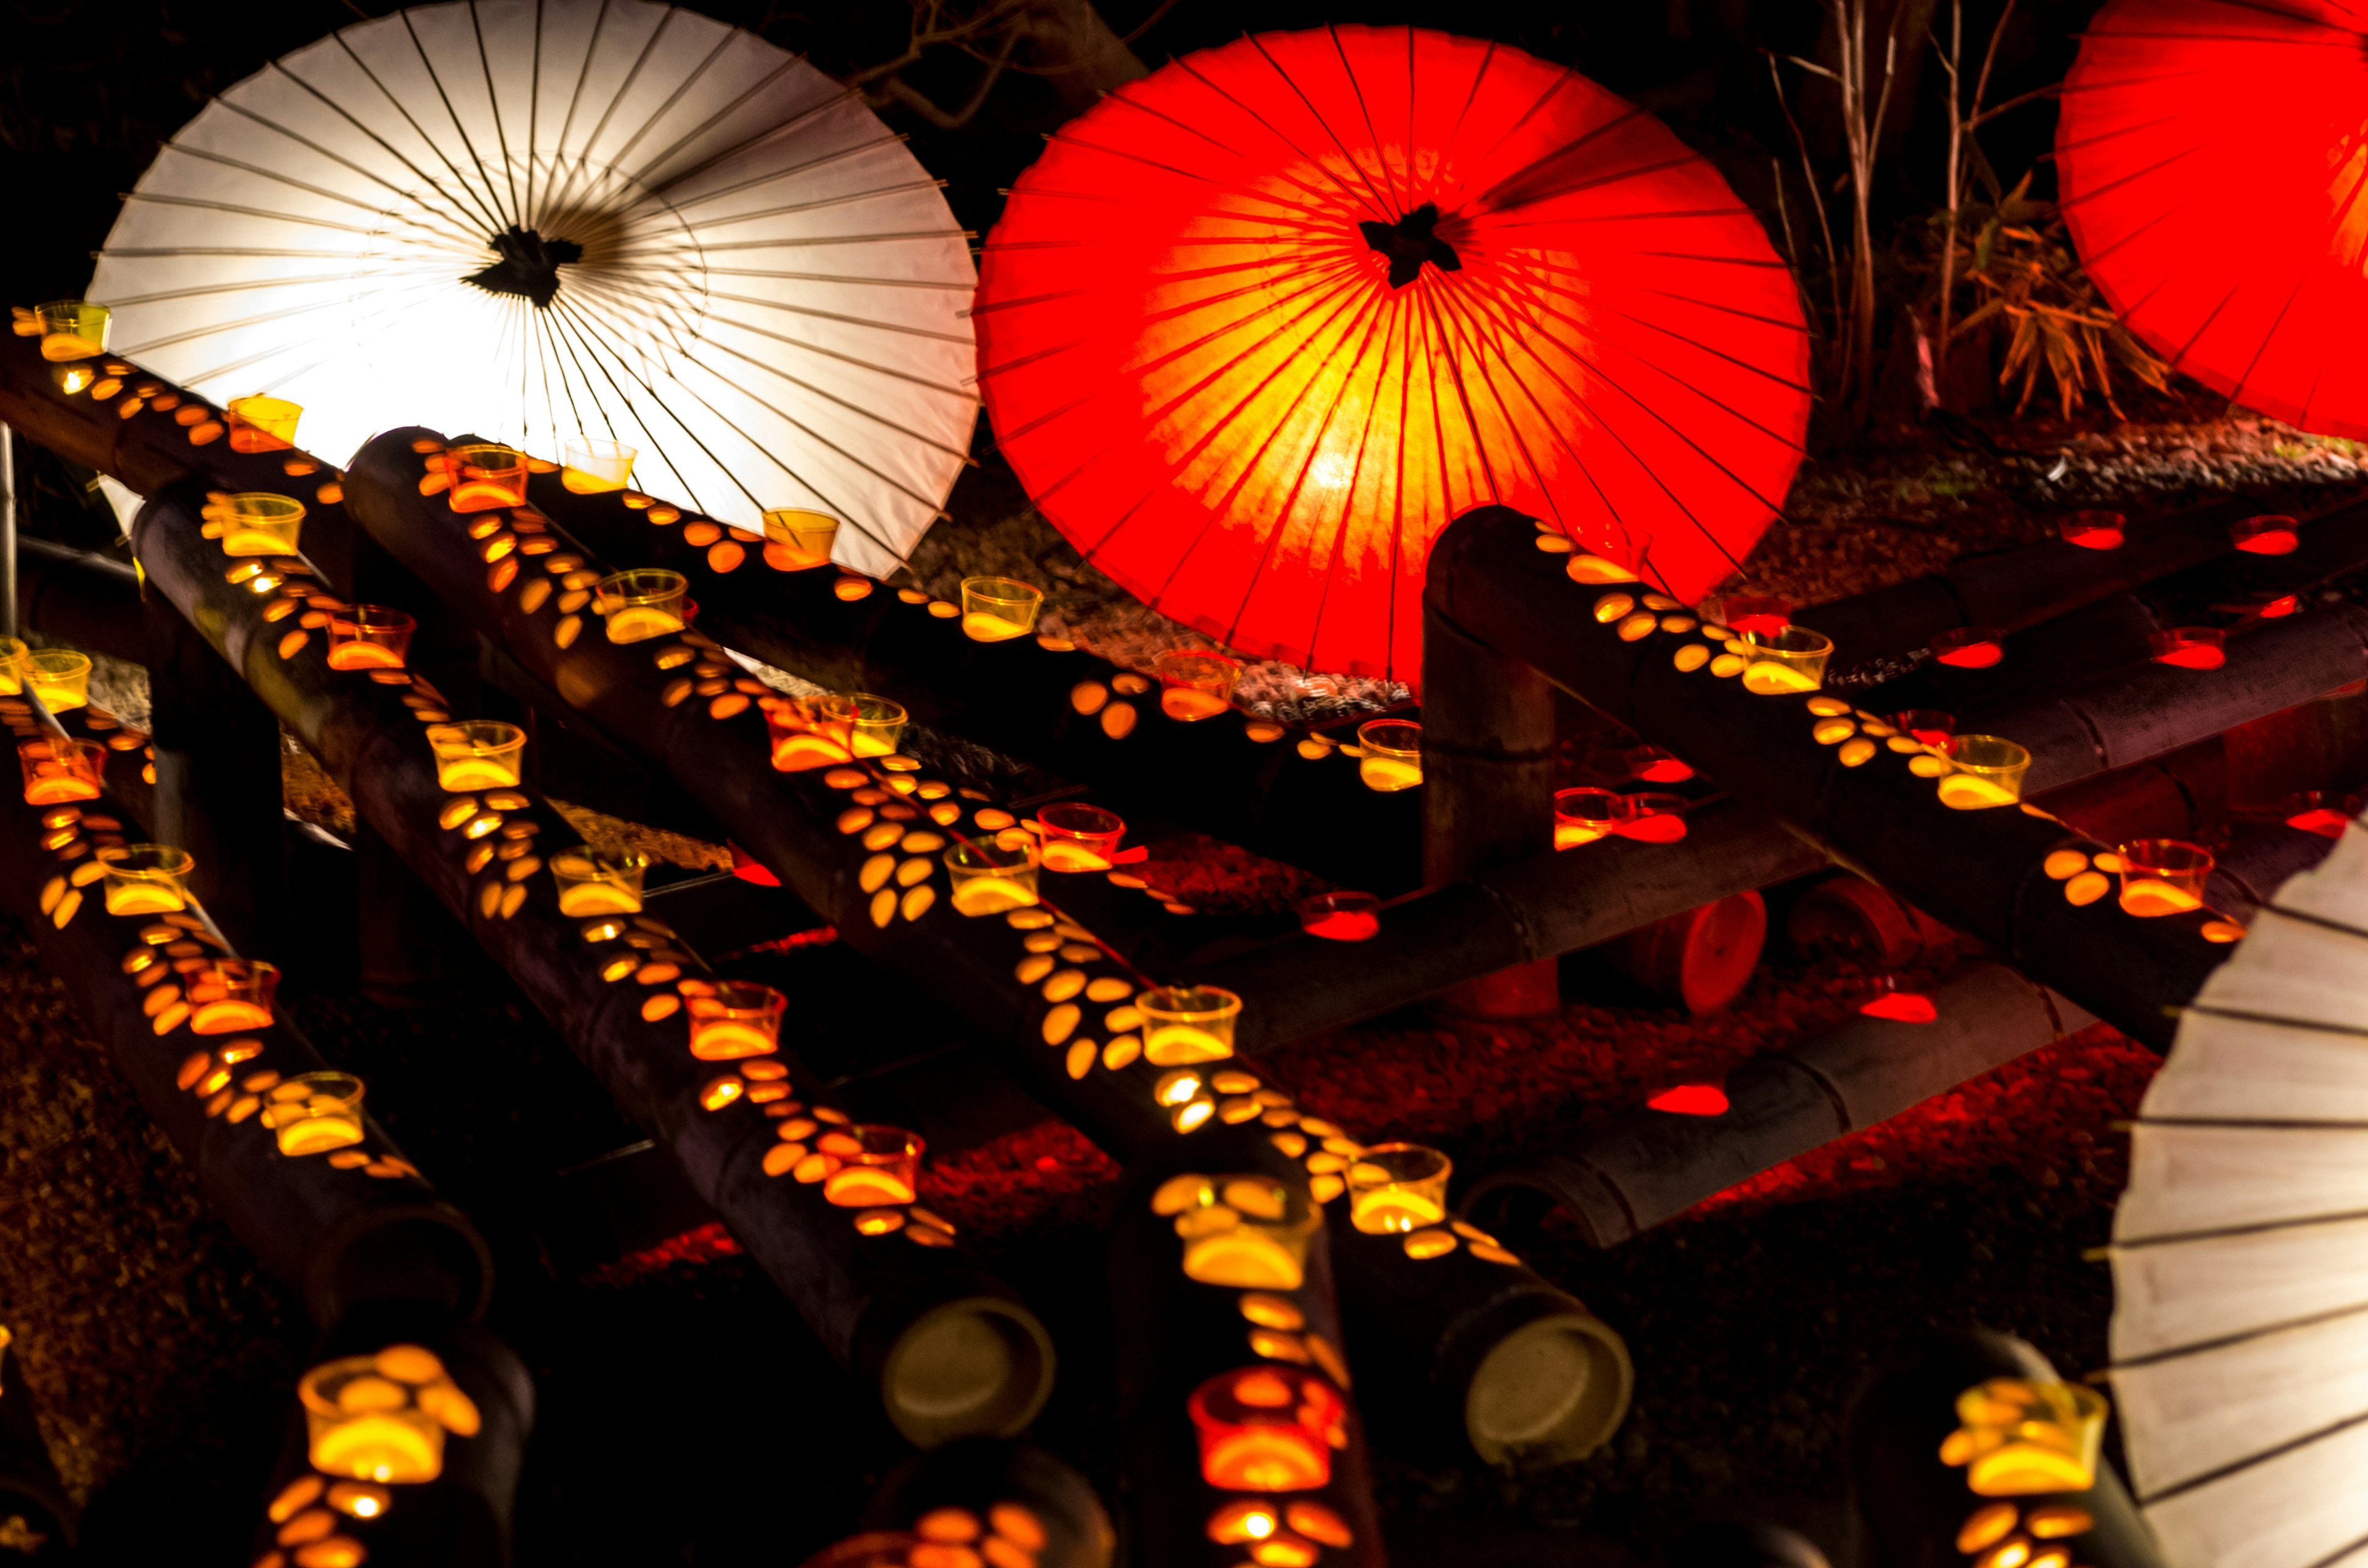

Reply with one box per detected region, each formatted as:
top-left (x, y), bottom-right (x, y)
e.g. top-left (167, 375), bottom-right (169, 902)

top-left (2235, 528), bottom-right (2297, 554)
top-left (1934, 641), bottom-right (2003, 668)
top-left (2289, 808), bottom-right (2351, 839)
top-left (728, 844), bottom-right (781, 886)
top-left (2261, 594), bottom-right (2301, 618)
top-left (1302, 910), bottom-right (1380, 942)
top-left (1859, 991), bottom-right (1939, 1023)
top-left (1647, 1083), bottom-right (1729, 1116)
top-left (1635, 757), bottom-right (1695, 783)
top-left (2063, 522), bottom-right (2123, 549)
top-left (1611, 812), bottom-right (1688, 844)
top-left (2152, 643), bottom-right (2226, 670)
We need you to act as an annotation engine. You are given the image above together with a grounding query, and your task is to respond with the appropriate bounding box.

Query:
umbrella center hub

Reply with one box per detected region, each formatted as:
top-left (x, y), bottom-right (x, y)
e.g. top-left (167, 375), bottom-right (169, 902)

top-left (462, 225), bottom-right (586, 310)
top-left (1359, 203), bottom-right (1462, 289)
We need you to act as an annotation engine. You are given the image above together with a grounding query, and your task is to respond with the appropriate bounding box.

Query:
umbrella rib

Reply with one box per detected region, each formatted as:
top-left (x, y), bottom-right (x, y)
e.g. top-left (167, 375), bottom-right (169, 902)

top-left (1604, 305), bottom-right (1815, 396)
top-left (116, 191), bottom-right (405, 241)
top-left (525, 0), bottom-right (543, 225)
top-left (2113, 1295), bottom-right (2368, 1373)
top-left (541, 298), bottom-right (724, 515)
top-left (1297, 295), bottom-right (1404, 671)
top-left (167, 277), bottom-right (453, 387)
top-left (545, 0), bottom-right (615, 219)
top-left (88, 273), bottom-right (384, 310)
top-left (1327, 24), bottom-right (1403, 214)
top-left (649, 301), bottom-right (977, 400)
top-left (639, 84), bottom-right (870, 203)
top-left (268, 56), bottom-right (506, 237)
top-left (546, 3), bottom-right (678, 220)
top-left (604, 26), bottom-right (740, 176)
top-left (467, 0), bottom-right (525, 224)
top-left (1246, 31), bottom-right (1398, 220)
top-left (1436, 40), bottom-right (1500, 179)
top-left (1477, 150), bottom-right (1712, 216)
top-left (2261, 901), bottom-right (2368, 943)
top-left (114, 274), bottom-right (449, 359)
top-left (655, 132), bottom-right (910, 214)
top-left (702, 284), bottom-right (974, 341)
top-left (1170, 54), bottom-right (1384, 221)
top-left (609, 178), bottom-right (954, 238)
top-left (1642, 287), bottom-right (1814, 337)
top-left (146, 142), bottom-right (484, 252)
top-left (197, 99), bottom-right (483, 242)
top-left (624, 53), bottom-right (808, 192)
top-left (2136, 1408), bottom-right (2368, 1509)
top-left (686, 232), bottom-right (978, 254)
top-left (1098, 89), bottom-right (1252, 160)
top-left (394, 6), bottom-right (517, 231)
top-left (2111, 1201), bottom-right (2368, 1251)
top-left (1471, 107), bottom-right (1662, 213)
top-left (538, 299), bottom-right (628, 450)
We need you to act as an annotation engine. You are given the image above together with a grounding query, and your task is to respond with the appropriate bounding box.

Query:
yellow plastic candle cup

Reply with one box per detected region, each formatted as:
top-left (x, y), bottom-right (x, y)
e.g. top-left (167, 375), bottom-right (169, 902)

top-left (226, 395), bottom-right (302, 454)
top-left (325, 605), bottom-right (416, 671)
top-left (822, 1124), bottom-right (924, 1207)
top-left (26, 649), bottom-right (92, 712)
top-left (945, 839), bottom-right (1040, 916)
top-left (1949, 1377), bottom-right (2108, 1497)
top-left (550, 847), bottom-right (649, 916)
top-left (0, 635), bottom-right (29, 697)
top-left (35, 300), bottom-right (108, 361)
top-left (688, 980), bottom-right (787, 1061)
top-left (426, 721), bottom-right (527, 792)
top-left (1939, 734), bottom-right (2031, 810)
top-left (300, 1355), bottom-right (443, 1484)
top-left (594, 569), bottom-right (689, 644)
top-left (1738, 626), bottom-right (1833, 694)
top-left (1356, 719), bottom-right (1423, 792)
top-left (96, 844), bottom-right (195, 916)
top-left (16, 737), bottom-right (103, 804)
top-left (1159, 1173), bottom-right (1322, 1291)
top-left (1346, 1143), bottom-right (1452, 1234)
top-left (844, 693), bottom-right (906, 758)
top-left (960, 577), bottom-right (1043, 643)
top-left (261, 1068), bottom-right (360, 1153)
top-left (2117, 837), bottom-right (2214, 917)
top-left (189, 958), bottom-right (281, 1035)
top-left (1553, 786), bottom-right (1621, 850)
top-left (560, 438), bottom-right (635, 494)
top-left (220, 493), bottom-right (306, 557)
top-left (1139, 984), bottom-right (1241, 1065)
top-left (763, 696), bottom-right (854, 772)
top-left (1156, 650), bottom-right (1241, 721)
top-left (448, 444), bottom-right (529, 512)
top-left (762, 509), bottom-right (840, 568)
top-left (1035, 801), bottom-right (1125, 872)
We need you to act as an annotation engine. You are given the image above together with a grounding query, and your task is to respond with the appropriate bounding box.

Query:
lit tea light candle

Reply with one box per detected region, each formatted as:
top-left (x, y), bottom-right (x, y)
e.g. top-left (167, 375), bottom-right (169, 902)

top-left (51, 363), bottom-right (94, 396)
top-left (2059, 510), bottom-right (2125, 550)
top-left (426, 721), bottom-right (527, 791)
top-left (225, 395), bottom-right (302, 454)
top-left (216, 493), bottom-right (307, 557)
top-left (1930, 626), bottom-right (2005, 669)
top-left (1155, 649), bottom-right (1241, 721)
top-left (1035, 802), bottom-right (1125, 871)
top-left (1186, 1365), bottom-right (1344, 1490)
top-left (821, 1124), bottom-right (923, 1207)
top-left (594, 569), bottom-right (690, 644)
top-left (189, 958), bottom-right (281, 1033)
top-left (1296, 889), bottom-right (1379, 941)
top-left (1156, 1173), bottom-right (1321, 1290)
top-left (1737, 626), bottom-right (1831, 694)
top-left (1610, 792), bottom-right (1688, 843)
top-left (945, 839), bottom-right (1040, 916)
top-left (550, 847), bottom-right (649, 915)
top-left (299, 1348), bottom-right (469, 1484)
top-left (561, 437), bottom-right (636, 494)
top-left (325, 605), bottom-right (416, 670)
top-left (1138, 985), bottom-right (1241, 1065)
top-left (2148, 626), bottom-right (2225, 670)
top-left (1893, 709), bottom-right (1955, 749)
top-left (35, 300), bottom-right (109, 361)
top-left (1553, 786), bottom-right (1621, 849)
top-left (760, 507), bottom-right (839, 568)
top-left (2115, 837), bottom-right (2213, 916)
top-left (446, 443), bottom-right (530, 512)
top-left (688, 980), bottom-right (787, 1059)
top-left (1345, 1143), bottom-right (1452, 1234)
top-left (959, 577), bottom-right (1043, 642)
top-left (2232, 513), bottom-right (2298, 555)
top-left (262, 1069), bottom-right (363, 1154)
top-left (1937, 734), bottom-right (2031, 810)
top-left (27, 649), bottom-right (92, 712)
top-left (96, 844), bottom-right (194, 915)
top-left (17, 737), bottom-right (104, 804)
top-left (1355, 719), bottom-right (1422, 792)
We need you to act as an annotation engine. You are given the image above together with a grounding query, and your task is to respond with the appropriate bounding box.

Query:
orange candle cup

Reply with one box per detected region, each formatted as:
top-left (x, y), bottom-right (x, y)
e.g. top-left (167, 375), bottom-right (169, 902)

top-left (960, 577), bottom-right (1043, 643)
top-left (1156, 650), bottom-right (1241, 721)
top-left (1297, 889), bottom-right (1379, 942)
top-left (2232, 514), bottom-right (2299, 555)
top-left (447, 444), bottom-right (529, 512)
top-left (1157, 1173), bottom-right (1322, 1291)
top-left (549, 847), bottom-right (648, 916)
top-left (763, 696), bottom-right (854, 772)
top-left (2060, 510), bottom-right (2126, 550)
top-left (821, 1124), bottom-right (924, 1207)
top-left (96, 844), bottom-right (194, 916)
top-left (1140, 985), bottom-right (1241, 1065)
top-left (761, 509), bottom-right (840, 568)
top-left (0, 636), bottom-right (30, 697)
top-left (560, 438), bottom-right (635, 494)
top-left (426, 721), bottom-right (527, 792)
top-left (300, 1355), bottom-right (443, 1484)
top-left (189, 958), bottom-right (280, 1034)
top-left (688, 980), bottom-right (787, 1060)
top-left (2150, 626), bottom-right (2226, 670)
top-left (17, 737), bottom-right (103, 804)
top-left (325, 606), bottom-right (416, 670)
top-left (2118, 838), bottom-right (2214, 917)
top-left (1738, 626), bottom-right (1831, 694)
top-left (1187, 1366), bottom-right (1345, 1491)
top-left (1346, 1143), bottom-right (1452, 1234)
top-left (261, 1069), bottom-right (361, 1154)
top-left (220, 493), bottom-right (306, 557)
top-left (1930, 626), bottom-right (2005, 669)
top-left (1356, 719), bottom-right (1423, 792)
top-left (1555, 786), bottom-right (1621, 849)
top-left (35, 300), bottom-right (108, 361)
top-left (1939, 734), bottom-right (2031, 810)
top-left (27, 649), bottom-right (92, 712)
top-left (225, 395), bottom-right (302, 454)
top-left (1611, 792), bottom-right (1689, 843)
top-left (1035, 802), bottom-right (1125, 872)
top-left (945, 839), bottom-right (1040, 916)
top-left (594, 569), bottom-right (689, 644)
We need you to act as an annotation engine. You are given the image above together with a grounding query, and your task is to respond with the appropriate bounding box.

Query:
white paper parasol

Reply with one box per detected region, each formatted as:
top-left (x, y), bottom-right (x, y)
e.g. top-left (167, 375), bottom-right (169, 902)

top-left (86, 0), bottom-right (977, 576)
top-left (2110, 823), bottom-right (2368, 1568)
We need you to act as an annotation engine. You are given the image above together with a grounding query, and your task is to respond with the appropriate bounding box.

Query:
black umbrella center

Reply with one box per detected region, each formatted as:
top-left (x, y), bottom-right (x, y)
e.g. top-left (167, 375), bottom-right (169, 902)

top-left (461, 226), bottom-right (585, 309)
top-left (1359, 203), bottom-right (1462, 289)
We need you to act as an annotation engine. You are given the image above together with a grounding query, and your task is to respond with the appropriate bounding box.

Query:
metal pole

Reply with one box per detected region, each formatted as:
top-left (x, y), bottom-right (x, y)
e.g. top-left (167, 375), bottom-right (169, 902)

top-left (0, 421), bottom-right (17, 638)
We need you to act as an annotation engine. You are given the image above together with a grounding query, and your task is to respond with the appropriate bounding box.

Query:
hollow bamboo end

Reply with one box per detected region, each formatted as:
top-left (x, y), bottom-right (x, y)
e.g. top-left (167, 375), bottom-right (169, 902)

top-left (879, 1296), bottom-right (1056, 1448)
top-left (1463, 1308), bottom-right (1634, 1465)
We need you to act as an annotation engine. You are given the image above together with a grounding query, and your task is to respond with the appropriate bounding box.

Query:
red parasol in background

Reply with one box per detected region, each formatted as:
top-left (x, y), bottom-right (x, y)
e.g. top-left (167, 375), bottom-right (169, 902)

top-left (2058, 0), bottom-right (2368, 439)
top-left (972, 26), bottom-right (1810, 683)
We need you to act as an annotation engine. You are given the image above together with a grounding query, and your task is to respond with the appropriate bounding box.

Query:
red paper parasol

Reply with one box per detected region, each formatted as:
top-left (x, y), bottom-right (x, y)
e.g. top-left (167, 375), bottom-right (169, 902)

top-left (2058, 0), bottom-right (2368, 438)
top-left (972, 26), bottom-right (1810, 682)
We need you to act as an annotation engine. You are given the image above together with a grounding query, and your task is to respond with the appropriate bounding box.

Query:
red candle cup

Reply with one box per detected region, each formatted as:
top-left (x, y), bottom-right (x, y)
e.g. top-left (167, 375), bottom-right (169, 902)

top-left (2256, 593), bottom-right (2301, 619)
top-left (326, 606), bottom-right (417, 671)
top-left (1615, 744), bottom-right (1693, 784)
top-left (1187, 1366), bottom-right (1347, 1492)
top-left (2060, 511), bottom-right (2126, 550)
top-left (1704, 594), bottom-right (1791, 635)
top-left (1035, 802), bottom-right (1125, 872)
top-left (2149, 627), bottom-right (2226, 670)
top-left (2232, 514), bottom-right (2298, 555)
top-left (1930, 626), bottom-right (2005, 669)
top-left (1859, 975), bottom-right (1939, 1024)
top-left (187, 958), bottom-right (281, 1034)
top-left (446, 444), bottom-right (529, 513)
top-left (1297, 890), bottom-right (1379, 942)
top-left (1893, 710), bottom-right (1956, 749)
top-left (1611, 792), bottom-right (1688, 844)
